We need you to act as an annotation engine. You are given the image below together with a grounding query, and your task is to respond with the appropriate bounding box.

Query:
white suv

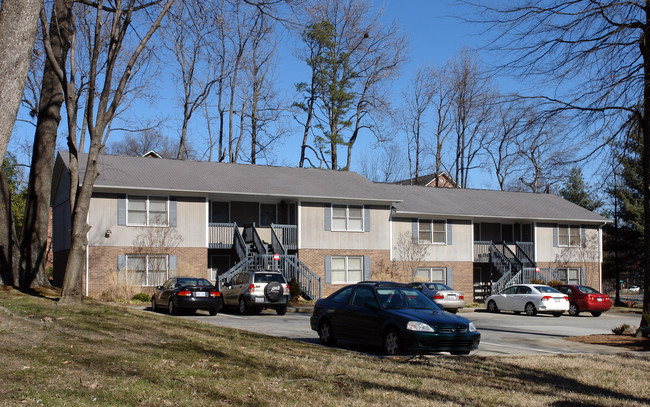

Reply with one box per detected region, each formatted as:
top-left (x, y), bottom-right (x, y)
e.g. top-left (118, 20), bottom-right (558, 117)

top-left (221, 271), bottom-right (290, 315)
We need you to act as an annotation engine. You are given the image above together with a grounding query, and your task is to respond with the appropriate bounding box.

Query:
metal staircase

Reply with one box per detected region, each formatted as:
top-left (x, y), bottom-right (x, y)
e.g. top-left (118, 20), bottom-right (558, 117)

top-left (489, 242), bottom-right (537, 295)
top-left (217, 223), bottom-right (322, 300)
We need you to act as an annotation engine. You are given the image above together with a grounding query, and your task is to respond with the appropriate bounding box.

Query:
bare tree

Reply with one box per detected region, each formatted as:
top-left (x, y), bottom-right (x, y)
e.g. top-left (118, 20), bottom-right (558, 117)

top-left (106, 129), bottom-right (177, 158)
top-left (358, 142), bottom-right (405, 183)
top-left (0, 0), bottom-right (42, 163)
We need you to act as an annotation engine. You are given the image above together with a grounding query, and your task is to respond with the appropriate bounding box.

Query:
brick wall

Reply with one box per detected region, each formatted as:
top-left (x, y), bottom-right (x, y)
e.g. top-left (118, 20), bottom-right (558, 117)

top-left (536, 261), bottom-right (602, 289)
top-left (298, 249), bottom-right (475, 301)
top-left (86, 246), bottom-right (208, 298)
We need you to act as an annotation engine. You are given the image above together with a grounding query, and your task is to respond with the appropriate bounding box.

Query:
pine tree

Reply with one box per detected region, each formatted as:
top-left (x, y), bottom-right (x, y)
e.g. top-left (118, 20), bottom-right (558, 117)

top-left (559, 167), bottom-right (603, 212)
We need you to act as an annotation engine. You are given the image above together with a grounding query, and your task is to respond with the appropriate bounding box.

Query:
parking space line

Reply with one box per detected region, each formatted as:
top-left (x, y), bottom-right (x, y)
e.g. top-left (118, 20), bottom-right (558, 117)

top-left (480, 341), bottom-right (561, 354)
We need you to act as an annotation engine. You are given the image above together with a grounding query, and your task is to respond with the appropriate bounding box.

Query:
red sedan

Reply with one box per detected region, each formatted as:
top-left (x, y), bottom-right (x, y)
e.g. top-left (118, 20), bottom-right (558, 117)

top-left (552, 284), bottom-right (611, 317)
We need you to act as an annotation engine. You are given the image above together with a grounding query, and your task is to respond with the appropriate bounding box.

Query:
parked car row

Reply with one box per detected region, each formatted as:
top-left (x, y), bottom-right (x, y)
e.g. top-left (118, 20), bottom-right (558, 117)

top-left (485, 283), bottom-right (611, 317)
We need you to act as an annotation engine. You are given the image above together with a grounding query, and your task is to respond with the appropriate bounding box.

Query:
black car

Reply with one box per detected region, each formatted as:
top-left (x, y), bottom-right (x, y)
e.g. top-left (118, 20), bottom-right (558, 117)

top-left (151, 277), bottom-right (222, 316)
top-left (310, 282), bottom-right (480, 355)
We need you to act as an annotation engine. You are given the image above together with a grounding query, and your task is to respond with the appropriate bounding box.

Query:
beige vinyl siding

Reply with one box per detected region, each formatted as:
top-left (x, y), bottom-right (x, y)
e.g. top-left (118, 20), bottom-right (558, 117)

top-left (535, 223), bottom-right (600, 263)
top-left (299, 202), bottom-right (391, 250)
top-left (88, 194), bottom-right (206, 247)
top-left (391, 217), bottom-right (473, 262)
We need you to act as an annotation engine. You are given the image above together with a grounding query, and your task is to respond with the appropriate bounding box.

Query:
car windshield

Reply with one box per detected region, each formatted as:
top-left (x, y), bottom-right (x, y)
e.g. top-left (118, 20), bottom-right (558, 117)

top-left (254, 273), bottom-right (285, 283)
top-left (577, 286), bottom-right (600, 294)
top-left (177, 278), bottom-right (212, 287)
top-left (533, 285), bottom-right (560, 293)
top-left (376, 288), bottom-right (440, 310)
top-left (424, 283), bottom-right (452, 291)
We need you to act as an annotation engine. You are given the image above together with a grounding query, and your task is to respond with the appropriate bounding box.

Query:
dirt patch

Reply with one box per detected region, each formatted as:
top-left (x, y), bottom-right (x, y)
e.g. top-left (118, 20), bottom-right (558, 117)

top-left (566, 334), bottom-right (650, 351)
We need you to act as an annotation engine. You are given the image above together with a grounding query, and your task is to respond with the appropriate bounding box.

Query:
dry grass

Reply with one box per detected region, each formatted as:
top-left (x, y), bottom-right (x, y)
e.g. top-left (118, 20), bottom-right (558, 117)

top-left (1, 287), bottom-right (649, 406)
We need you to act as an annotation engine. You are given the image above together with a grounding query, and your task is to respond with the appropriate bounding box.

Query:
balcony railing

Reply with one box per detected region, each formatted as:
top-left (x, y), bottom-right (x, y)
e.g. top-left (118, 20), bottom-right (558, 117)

top-left (209, 223), bottom-right (235, 249)
top-left (271, 224), bottom-right (297, 251)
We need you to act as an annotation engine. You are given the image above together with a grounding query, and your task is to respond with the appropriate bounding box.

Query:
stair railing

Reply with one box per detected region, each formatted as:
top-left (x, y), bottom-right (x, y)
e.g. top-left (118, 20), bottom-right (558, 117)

top-left (233, 223), bottom-right (248, 262)
top-left (243, 224), bottom-right (268, 255)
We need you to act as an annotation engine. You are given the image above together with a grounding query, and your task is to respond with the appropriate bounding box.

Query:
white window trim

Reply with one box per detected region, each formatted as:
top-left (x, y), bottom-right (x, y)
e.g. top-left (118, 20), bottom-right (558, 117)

top-left (414, 267), bottom-right (446, 284)
top-left (558, 224), bottom-right (581, 247)
top-left (331, 255), bottom-right (364, 284)
top-left (126, 195), bottom-right (170, 227)
top-left (125, 254), bottom-right (169, 286)
top-left (417, 219), bottom-right (447, 245)
top-left (557, 267), bottom-right (580, 285)
top-left (331, 204), bottom-right (364, 232)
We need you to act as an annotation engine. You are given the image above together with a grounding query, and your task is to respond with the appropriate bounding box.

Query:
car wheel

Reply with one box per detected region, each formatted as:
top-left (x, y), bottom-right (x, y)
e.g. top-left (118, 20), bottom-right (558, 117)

top-left (524, 302), bottom-right (537, 316)
top-left (552, 312), bottom-right (563, 317)
top-left (318, 319), bottom-right (336, 346)
top-left (151, 297), bottom-right (158, 312)
top-left (487, 300), bottom-right (499, 313)
top-left (591, 312), bottom-right (602, 317)
top-left (450, 350), bottom-right (470, 355)
top-left (569, 303), bottom-right (580, 316)
top-left (383, 328), bottom-right (401, 356)
top-left (239, 298), bottom-right (249, 315)
top-left (209, 307), bottom-right (218, 316)
top-left (168, 299), bottom-right (176, 315)
top-left (276, 305), bottom-right (287, 315)
top-left (264, 281), bottom-right (284, 302)
top-left (449, 309), bottom-right (458, 314)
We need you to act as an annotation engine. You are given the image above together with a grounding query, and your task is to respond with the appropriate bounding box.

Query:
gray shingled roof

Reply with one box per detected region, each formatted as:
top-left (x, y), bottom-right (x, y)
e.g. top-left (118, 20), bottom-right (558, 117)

top-left (57, 152), bottom-right (608, 223)
top-left (376, 183), bottom-right (609, 224)
top-left (61, 153), bottom-right (401, 203)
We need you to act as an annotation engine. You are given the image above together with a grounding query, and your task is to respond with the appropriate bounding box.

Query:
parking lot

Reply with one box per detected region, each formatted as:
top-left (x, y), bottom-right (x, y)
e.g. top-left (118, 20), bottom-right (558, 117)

top-left (172, 307), bottom-right (643, 356)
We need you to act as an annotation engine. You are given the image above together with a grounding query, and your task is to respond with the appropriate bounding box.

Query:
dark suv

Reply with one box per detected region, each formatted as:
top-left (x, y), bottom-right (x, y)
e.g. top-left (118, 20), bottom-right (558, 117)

top-left (221, 271), bottom-right (290, 315)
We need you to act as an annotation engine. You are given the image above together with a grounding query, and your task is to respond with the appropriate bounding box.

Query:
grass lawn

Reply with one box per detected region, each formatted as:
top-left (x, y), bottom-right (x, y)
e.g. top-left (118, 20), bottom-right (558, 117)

top-left (1, 287), bottom-right (649, 406)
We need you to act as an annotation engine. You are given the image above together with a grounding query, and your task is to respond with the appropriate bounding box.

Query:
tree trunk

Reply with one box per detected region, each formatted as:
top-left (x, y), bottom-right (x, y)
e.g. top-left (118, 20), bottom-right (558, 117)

top-left (0, 167), bottom-right (20, 286)
top-left (0, 0), bottom-right (41, 162)
top-left (641, 14), bottom-right (650, 337)
top-left (20, 0), bottom-right (73, 289)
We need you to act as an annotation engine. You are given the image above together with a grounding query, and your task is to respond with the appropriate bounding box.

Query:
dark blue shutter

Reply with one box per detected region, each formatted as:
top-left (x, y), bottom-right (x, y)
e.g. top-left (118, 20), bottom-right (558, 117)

top-left (117, 196), bottom-right (126, 225)
top-left (580, 227), bottom-right (586, 246)
top-left (325, 256), bottom-right (332, 284)
top-left (446, 267), bottom-right (453, 288)
top-left (446, 221), bottom-right (453, 245)
top-left (412, 219), bottom-right (418, 243)
top-left (363, 256), bottom-right (371, 280)
top-left (580, 267), bottom-right (586, 285)
top-left (363, 206), bottom-right (370, 232)
top-left (553, 225), bottom-right (559, 247)
top-left (169, 197), bottom-right (177, 227)
top-left (117, 255), bottom-right (126, 272)
top-left (324, 204), bottom-right (331, 231)
top-left (169, 255), bottom-right (177, 277)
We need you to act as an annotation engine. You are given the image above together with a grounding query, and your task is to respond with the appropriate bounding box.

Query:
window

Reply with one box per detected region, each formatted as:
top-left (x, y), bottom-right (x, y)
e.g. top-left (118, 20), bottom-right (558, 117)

top-left (558, 225), bottom-right (580, 247)
top-left (351, 286), bottom-right (378, 309)
top-left (331, 286), bottom-right (355, 304)
top-left (414, 267), bottom-right (445, 283)
top-left (260, 204), bottom-right (277, 227)
top-left (331, 256), bottom-right (363, 284)
top-left (332, 205), bottom-right (363, 231)
top-left (557, 268), bottom-right (580, 285)
top-left (126, 255), bottom-right (168, 286)
top-left (127, 196), bottom-right (168, 226)
top-left (210, 201), bottom-right (230, 223)
top-left (418, 220), bottom-right (446, 244)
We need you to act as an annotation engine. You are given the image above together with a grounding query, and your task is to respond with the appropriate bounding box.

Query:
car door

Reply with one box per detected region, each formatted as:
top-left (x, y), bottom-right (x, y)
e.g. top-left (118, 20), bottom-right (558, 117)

top-left (512, 286), bottom-right (532, 311)
top-left (497, 286), bottom-right (517, 310)
top-left (222, 273), bottom-right (242, 306)
top-left (158, 278), bottom-right (176, 305)
top-left (344, 286), bottom-right (383, 344)
top-left (325, 286), bottom-right (356, 340)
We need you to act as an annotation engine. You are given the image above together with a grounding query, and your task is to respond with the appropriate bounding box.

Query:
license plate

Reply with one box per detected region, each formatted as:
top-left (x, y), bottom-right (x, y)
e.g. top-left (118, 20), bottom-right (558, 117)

top-left (194, 292), bottom-right (207, 297)
top-left (554, 298), bottom-right (562, 302)
top-left (447, 294), bottom-right (456, 299)
top-left (597, 298), bottom-right (603, 302)
top-left (255, 297), bottom-right (264, 303)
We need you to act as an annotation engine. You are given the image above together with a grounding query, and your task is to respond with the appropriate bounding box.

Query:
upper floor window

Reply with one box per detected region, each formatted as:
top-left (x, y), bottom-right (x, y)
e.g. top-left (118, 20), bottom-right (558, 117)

top-left (260, 203), bottom-right (277, 227)
top-left (418, 219), bottom-right (446, 244)
top-left (558, 225), bottom-right (580, 247)
top-left (128, 196), bottom-right (168, 226)
top-left (332, 205), bottom-right (363, 231)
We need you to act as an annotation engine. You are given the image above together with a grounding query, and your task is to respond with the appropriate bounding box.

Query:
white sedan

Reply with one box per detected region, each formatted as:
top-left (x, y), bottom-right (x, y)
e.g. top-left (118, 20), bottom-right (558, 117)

top-left (485, 284), bottom-right (569, 317)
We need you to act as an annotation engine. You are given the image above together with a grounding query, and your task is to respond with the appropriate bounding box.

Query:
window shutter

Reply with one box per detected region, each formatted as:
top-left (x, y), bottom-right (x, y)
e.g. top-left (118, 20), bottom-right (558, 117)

top-left (363, 256), bottom-right (371, 280)
top-left (580, 267), bottom-right (586, 285)
top-left (169, 197), bottom-right (177, 227)
top-left (446, 221), bottom-right (453, 245)
top-left (553, 225), bottom-right (558, 247)
top-left (446, 267), bottom-right (453, 288)
top-left (325, 256), bottom-right (332, 284)
top-left (324, 204), bottom-right (331, 231)
top-left (412, 267), bottom-right (417, 279)
top-left (412, 219), bottom-right (419, 244)
top-left (117, 255), bottom-right (126, 281)
top-left (363, 206), bottom-right (370, 232)
top-left (117, 196), bottom-right (126, 225)
top-left (580, 227), bottom-right (586, 245)
top-left (169, 255), bottom-right (177, 277)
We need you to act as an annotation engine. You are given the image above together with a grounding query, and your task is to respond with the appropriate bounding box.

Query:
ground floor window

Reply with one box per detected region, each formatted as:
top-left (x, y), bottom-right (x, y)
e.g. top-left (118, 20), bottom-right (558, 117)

top-left (556, 268), bottom-right (580, 285)
top-left (126, 255), bottom-right (168, 286)
top-left (414, 267), bottom-right (446, 284)
top-left (331, 256), bottom-right (363, 284)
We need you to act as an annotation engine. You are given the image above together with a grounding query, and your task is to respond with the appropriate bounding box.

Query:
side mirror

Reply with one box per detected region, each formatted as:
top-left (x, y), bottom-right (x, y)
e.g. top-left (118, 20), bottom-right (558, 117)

top-left (156, 286), bottom-right (163, 290)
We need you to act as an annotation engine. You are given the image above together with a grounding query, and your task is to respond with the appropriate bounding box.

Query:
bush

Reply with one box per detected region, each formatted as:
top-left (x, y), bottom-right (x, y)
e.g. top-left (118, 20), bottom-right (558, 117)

top-left (98, 271), bottom-right (142, 302)
top-left (288, 278), bottom-right (302, 302)
top-left (530, 278), bottom-right (546, 285)
top-left (612, 324), bottom-right (635, 335)
top-left (131, 292), bottom-right (150, 303)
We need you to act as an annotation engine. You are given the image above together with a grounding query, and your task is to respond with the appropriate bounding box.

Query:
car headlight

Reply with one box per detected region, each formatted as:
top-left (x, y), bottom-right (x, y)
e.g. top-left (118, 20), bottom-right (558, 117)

top-left (468, 322), bottom-right (477, 332)
top-left (406, 321), bottom-right (435, 332)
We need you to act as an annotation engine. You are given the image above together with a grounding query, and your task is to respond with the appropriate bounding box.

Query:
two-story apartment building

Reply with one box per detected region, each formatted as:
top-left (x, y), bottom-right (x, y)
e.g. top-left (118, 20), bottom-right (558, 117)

top-left (51, 152), bottom-right (608, 302)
